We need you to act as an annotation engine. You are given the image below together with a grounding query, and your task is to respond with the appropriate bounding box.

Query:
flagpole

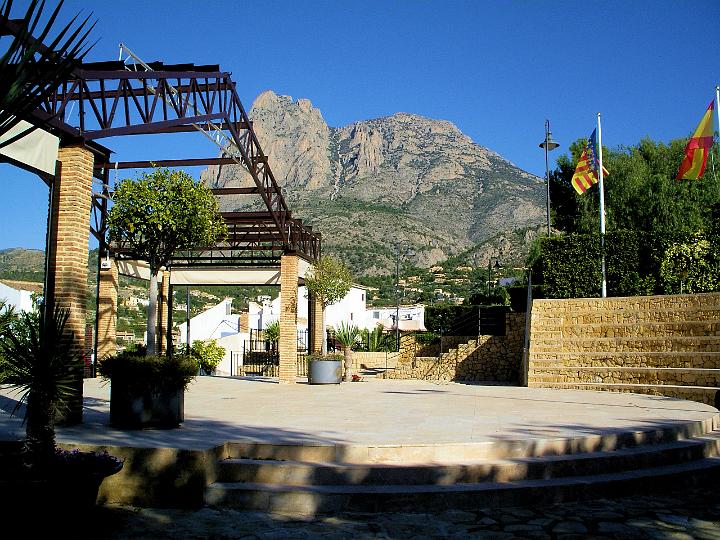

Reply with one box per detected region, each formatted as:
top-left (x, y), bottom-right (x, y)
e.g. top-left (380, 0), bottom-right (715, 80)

top-left (597, 113), bottom-right (607, 298)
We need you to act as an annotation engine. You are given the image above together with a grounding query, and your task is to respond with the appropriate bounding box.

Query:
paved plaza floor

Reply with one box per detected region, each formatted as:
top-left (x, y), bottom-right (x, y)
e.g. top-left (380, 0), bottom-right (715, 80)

top-left (2, 376), bottom-right (717, 455)
top-left (2, 377), bottom-right (719, 538)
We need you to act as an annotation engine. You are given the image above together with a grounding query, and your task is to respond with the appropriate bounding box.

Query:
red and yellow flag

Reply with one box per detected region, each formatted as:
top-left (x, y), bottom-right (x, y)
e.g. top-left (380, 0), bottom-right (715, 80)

top-left (676, 100), bottom-right (715, 180)
top-left (571, 129), bottom-right (609, 195)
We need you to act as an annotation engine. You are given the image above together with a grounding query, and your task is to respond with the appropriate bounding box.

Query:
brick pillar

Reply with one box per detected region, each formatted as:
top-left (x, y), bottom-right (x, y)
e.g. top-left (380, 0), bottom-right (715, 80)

top-left (47, 144), bottom-right (94, 424)
top-left (308, 292), bottom-right (324, 354)
top-left (279, 254), bottom-right (299, 383)
top-left (158, 270), bottom-right (171, 355)
top-left (96, 258), bottom-right (118, 362)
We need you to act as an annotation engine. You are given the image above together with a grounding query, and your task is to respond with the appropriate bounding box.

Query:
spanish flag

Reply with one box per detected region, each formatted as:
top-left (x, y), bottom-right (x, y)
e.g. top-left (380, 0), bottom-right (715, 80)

top-left (571, 129), bottom-right (609, 195)
top-left (676, 100), bottom-right (715, 180)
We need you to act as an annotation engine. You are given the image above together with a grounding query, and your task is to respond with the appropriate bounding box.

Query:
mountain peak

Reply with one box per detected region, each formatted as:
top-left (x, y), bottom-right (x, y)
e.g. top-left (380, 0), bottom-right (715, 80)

top-left (202, 91), bottom-right (544, 273)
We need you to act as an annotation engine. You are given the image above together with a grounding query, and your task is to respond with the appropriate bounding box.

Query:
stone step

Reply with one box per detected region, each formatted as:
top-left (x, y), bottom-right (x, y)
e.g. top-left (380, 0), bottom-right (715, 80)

top-left (221, 421), bottom-right (717, 464)
top-left (532, 320), bottom-right (720, 339)
top-left (527, 381), bottom-right (720, 405)
top-left (216, 433), bottom-right (720, 486)
top-left (529, 351), bottom-right (720, 369)
top-left (530, 335), bottom-right (720, 353)
top-left (528, 367), bottom-right (720, 387)
top-left (205, 457), bottom-right (720, 515)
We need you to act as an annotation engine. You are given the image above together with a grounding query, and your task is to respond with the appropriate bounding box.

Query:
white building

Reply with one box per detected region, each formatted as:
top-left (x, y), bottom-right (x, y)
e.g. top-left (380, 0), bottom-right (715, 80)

top-left (0, 281), bottom-right (37, 313)
top-left (366, 304), bottom-right (426, 332)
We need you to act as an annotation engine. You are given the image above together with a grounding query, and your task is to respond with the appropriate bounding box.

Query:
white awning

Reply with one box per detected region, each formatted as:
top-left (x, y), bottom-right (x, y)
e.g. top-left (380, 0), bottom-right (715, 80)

top-left (0, 118), bottom-right (59, 178)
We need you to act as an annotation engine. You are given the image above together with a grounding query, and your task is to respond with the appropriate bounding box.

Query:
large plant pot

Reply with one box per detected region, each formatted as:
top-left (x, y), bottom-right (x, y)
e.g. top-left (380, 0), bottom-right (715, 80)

top-left (110, 384), bottom-right (184, 429)
top-left (308, 360), bottom-right (342, 384)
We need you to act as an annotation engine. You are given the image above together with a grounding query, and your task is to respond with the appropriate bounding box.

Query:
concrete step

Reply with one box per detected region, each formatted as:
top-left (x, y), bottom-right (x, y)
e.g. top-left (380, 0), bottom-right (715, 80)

top-left (221, 420), bottom-right (717, 464)
top-left (216, 433), bottom-right (720, 486)
top-left (205, 456), bottom-right (720, 515)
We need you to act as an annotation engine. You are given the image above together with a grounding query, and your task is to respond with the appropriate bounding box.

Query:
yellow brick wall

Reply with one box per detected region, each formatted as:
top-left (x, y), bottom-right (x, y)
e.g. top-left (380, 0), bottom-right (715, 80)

top-left (528, 293), bottom-right (720, 405)
top-left (278, 254), bottom-right (298, 383)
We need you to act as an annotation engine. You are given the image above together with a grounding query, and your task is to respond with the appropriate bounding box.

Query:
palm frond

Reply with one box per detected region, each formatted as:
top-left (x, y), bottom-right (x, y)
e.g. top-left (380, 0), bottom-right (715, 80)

top-left (0, 0), bottom-right (96, 138)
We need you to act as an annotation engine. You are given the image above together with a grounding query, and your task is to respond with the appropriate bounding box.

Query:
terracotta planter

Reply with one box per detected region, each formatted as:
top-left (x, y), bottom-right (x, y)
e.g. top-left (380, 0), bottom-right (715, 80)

top-left (308, 360), bottom-right (342, 384)
top-left (110, 384), bottom-right (185, 428)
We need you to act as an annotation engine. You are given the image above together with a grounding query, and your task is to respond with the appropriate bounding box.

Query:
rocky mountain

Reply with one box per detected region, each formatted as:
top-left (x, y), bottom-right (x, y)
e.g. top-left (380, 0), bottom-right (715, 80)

top-left (202, 91), bottom-right (545, 274)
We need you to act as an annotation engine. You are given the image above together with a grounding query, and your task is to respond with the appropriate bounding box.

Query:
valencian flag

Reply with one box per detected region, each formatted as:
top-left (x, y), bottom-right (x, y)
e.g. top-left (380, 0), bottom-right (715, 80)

top-left (571, 129), bottom-right (609, 194)
top-left (676, 100), bottom-right (716, 180)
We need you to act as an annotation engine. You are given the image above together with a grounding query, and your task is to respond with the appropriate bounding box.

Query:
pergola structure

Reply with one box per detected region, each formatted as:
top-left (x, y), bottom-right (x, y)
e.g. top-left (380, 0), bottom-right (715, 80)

top-left (1, 17), bottom-right (325, 422)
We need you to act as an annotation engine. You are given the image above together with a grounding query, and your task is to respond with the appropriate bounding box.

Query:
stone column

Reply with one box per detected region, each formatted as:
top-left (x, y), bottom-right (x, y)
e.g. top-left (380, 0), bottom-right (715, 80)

top-left (279, 254), bottom-right (299, 383)
top-left (47, 144), bottom-right (94, 424)
top-left (96, 257), bottom-right (118, 362)
top-left (158, 270), bottom-right (171, 355)
top-left (308, 292), bottom-right (324, 354)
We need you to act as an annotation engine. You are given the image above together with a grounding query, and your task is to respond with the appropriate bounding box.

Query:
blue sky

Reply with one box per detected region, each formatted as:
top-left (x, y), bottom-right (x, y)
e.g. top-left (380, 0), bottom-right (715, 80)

top-left (1, 0), bottom-right (719, 250)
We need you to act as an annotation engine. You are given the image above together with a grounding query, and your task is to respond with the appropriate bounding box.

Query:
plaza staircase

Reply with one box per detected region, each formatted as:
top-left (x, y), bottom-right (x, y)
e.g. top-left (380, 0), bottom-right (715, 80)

top-left (205, 419), bottom-right (720, 515)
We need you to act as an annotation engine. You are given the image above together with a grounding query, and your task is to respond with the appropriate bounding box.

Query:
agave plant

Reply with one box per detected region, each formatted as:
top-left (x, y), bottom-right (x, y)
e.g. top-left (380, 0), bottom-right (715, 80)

top-left (0, 306), bottom-right (82, 474)
top-left (334, 321), bottom-right (359, 382)
top-left (0, 0), bottom-right (95, 140)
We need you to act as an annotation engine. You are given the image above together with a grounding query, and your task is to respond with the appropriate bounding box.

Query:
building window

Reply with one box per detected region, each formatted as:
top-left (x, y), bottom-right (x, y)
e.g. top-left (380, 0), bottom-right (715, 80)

top-left (226, 302), bottom-right (232, 315)
top-left (350, 313), bottom-right (354, 321)
top-left (361, 293), bottom-right (365, 301)
top-left (373, 311), bottom-right (379, 319)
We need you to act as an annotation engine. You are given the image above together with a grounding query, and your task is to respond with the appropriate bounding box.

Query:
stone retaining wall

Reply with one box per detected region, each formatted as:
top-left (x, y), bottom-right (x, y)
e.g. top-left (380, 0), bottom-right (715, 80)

top-left (387, 313), bottom-right (525, 383)
top-left (528, 293), bottom-right (720, 405)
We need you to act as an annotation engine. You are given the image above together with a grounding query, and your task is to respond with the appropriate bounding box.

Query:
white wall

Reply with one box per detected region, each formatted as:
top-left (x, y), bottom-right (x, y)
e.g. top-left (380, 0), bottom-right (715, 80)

top-left (264, 285), bottom-right (371, 331)
top-left (178, 298), bottom-right (239, 344)
top-left (0, 282), bottom-right (35, 313)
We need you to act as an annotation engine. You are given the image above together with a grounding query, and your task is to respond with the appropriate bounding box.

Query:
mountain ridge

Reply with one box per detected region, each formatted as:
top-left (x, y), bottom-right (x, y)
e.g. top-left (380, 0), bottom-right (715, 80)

top-left (203, 90), bottom-right (545, 274)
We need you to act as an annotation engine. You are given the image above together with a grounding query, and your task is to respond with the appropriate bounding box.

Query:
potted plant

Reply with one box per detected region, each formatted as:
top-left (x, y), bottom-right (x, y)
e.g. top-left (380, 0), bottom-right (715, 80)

top-left (334, 322), bottom-right (360, 382)
top-left (191, 339), bottom-right (225, 375)
top-left (307, 353), bottom-right (343, 384)
top-left (98, 350), bottom-right (199, 428)
top-left (0, 305), bottom-right (123, 510)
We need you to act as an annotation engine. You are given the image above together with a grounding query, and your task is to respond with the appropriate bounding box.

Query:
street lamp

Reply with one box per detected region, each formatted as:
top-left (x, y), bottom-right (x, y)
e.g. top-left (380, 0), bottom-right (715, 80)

top-left (539, 119), bottom-right (560, 236)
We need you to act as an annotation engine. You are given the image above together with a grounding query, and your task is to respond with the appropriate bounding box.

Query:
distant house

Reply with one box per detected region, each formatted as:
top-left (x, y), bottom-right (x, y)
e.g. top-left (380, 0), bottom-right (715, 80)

top-left (368, 304), bottom-right (426, 332)
top-left (0, 280), bottom-right (38, 313)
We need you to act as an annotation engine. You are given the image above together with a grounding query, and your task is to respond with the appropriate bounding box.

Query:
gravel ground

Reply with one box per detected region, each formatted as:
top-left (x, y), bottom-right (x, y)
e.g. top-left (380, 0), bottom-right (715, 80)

top-left (12, 485), bottom-right (719, 539)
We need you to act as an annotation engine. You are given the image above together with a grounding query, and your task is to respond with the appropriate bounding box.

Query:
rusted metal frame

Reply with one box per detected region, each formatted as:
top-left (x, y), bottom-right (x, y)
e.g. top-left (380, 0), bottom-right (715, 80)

top-left (99, 78), bottom-right (108, 128)
top-left (80, 79), bottom-right (104, 128)
top-left (122, 79), bottom-right (131, 129)
top-left (104, 157), bottom-right (237, 170)
top-left (82, 112), bottom-right (225, 139)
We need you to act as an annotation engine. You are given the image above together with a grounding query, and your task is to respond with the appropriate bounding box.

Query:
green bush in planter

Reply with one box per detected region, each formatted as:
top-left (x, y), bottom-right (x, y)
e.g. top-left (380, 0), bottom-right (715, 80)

top-left (306, 353), bottom-right (343, 362)
top-left (98, 351), bottom-right (199, 394)
top-left (190, 340), bottom-right (225, 374)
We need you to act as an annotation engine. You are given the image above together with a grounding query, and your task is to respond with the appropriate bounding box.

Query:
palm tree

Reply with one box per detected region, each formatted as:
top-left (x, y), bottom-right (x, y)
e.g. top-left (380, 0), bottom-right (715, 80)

top-left (0, 0), bottom-right (95, 141)
top-left (334, 322), bottom-right (359, 382)
top-left (0, 306), bottom-right (82, 475)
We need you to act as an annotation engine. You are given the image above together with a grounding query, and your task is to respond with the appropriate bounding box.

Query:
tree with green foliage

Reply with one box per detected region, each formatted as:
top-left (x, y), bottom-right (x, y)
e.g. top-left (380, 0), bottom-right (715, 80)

top-left (190, 339), bottom-right (225, 375)
top-left (109, 168), bottom-right (226, 355)
top-left (304, 256), bottom-right (352, 354)
top-left (550, 136), bottom-right (720, 236)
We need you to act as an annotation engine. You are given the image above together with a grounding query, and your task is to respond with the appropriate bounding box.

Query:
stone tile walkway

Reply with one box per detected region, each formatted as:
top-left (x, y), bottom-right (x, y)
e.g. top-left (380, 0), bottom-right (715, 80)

top-left (15, 485), bottom-right (719, 539)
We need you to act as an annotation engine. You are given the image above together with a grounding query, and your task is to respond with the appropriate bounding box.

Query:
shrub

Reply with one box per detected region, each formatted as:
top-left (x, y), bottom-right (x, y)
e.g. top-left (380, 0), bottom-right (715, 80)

top-left (98, 352), bottom-right (199, 394)
top-left (307, 353), bottom-right (343, 362)
top-left (190, 340), bottom-right (225, 374)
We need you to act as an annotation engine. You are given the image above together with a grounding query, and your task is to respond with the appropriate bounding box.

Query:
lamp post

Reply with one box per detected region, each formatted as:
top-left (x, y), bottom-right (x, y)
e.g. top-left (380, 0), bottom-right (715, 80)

top-left (539, 119), bottom-right (560, 236)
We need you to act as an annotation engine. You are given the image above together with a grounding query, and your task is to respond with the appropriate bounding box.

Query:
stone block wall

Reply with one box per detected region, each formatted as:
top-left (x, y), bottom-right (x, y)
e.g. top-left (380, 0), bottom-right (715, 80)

top-left (387, 313), bottom-right (525, 383)
top-left (528, 293), bottom-right (720, 405)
